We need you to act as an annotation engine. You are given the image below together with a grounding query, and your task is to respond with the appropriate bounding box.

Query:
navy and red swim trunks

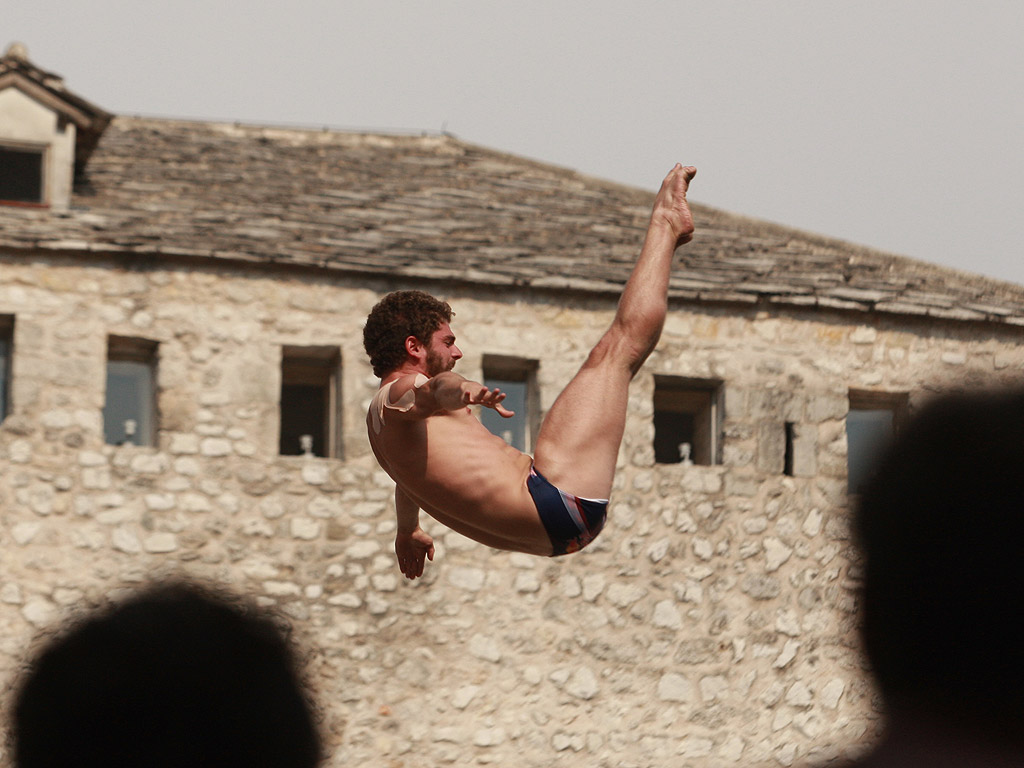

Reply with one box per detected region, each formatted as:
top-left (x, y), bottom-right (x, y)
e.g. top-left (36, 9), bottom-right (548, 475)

top-left (527, 465), bottom-right (607, 556)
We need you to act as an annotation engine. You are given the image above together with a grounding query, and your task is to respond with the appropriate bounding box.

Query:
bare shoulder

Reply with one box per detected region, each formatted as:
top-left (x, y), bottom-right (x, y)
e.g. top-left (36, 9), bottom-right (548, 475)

top-left (374, 372), bottom-right (435, 424)
top-left (385, 372), bottom-right (430, 403)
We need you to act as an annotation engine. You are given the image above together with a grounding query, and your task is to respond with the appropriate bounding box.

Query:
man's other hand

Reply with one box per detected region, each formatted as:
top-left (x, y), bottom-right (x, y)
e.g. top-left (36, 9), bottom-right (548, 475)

top-left (395, 527), bottom-right (435, 579)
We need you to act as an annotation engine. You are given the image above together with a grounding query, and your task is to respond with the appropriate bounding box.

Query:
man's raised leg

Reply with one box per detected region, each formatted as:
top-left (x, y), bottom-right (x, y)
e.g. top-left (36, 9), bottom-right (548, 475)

top-left (532, 164), bottom-right (697, 500)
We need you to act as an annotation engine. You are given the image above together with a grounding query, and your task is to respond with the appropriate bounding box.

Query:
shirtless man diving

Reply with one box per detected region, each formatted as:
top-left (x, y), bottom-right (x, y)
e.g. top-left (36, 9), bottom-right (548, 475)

top-left (364, 164), bottom-right (697, 579)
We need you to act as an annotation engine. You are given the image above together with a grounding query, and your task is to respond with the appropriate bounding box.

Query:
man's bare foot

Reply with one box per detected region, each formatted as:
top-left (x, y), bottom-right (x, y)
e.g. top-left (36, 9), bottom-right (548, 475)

top-left (652, 163), bottom-right (697, 248)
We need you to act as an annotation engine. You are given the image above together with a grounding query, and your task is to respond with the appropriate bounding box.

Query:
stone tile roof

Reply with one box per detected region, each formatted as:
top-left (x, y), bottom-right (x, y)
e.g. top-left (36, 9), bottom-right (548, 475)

top-left (2, 115), bottom-right (1023, 325)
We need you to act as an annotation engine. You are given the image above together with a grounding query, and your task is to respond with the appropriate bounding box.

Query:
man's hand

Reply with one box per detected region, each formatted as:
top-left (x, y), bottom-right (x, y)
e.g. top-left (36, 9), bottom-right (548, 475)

top-left (395, 527), bottom-right (435, 579)
top-left (460, 382), bottom-right (515, 418)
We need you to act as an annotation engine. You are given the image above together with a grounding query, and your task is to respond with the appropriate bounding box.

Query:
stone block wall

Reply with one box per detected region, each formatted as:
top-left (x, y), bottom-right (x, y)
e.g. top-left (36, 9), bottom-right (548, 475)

top-left (2, 254), bottom-right (1024, 767)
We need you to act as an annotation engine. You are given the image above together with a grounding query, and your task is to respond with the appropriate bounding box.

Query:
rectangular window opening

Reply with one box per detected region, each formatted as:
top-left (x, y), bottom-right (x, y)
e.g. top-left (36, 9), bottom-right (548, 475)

top-left (1, 315), bottom-right (13, 422)
top-left (280, 346), bottom-right (341, 458)
top-left (653, 375), bottom-right (724, 465)
top-left (481, 354), bottom-right (539, 453)
top-left (784, 422), bottom-right (795, 477)
top-left (0, 145), bottom-right (45, 205)
top-left (104, 336), bottom-right (159, 446)
top-left (846, 389), bottom-right (908, 494)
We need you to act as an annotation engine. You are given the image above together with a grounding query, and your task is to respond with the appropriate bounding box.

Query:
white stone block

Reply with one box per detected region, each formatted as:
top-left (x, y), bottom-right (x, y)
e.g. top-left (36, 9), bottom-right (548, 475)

top-left (241, 519), bottom-right (274, 537)
top-left (449, 567), bottom-right (486, 592)
top-left (327, 593), bottom-right (361, 608)
top-left (652, 600), bottom-right (683, 630)
top-left (143, 532), bottom-right (178, 553)
top-left (350, 501), bottom-right (385, 518)
top-left (693, 537), bottom-right (714, 561)
top-left (850, 327), bottom-right (877, 344)
top-left (473, 727), bottom-right (506, 747)
top-left (719, 735), bottom-right (746, 762)
top-left (308, 496), bottom-right (342, 518)
top-left (1, 583), bottom-right (24, 604)
top-left (764, 537), bottom-right (794, 572)
top-left (452, 685), bottom-right (481, 710)
top-left (509, 552), bottom-right (535, 569)
top-left (775, 608), bottom-right (802, 637)
top-left (514, 572), bottom-right (541, 593)
top-left (773, 639), bottom-right (801, 669)
top-left (130, 453), bottom-right (169, 474)
top-left (173, 457), bottom-right (201, 476)
top-left (680, 736), bottom-right (714, 758)
top-left (180, 493), bottom-right (212, 512)
top-left (11, 522), bottom-right (41, 545)
top-left (699, 675), bottom-right (729, 703)
top-left (785, 681), bottom-right (813, 708)
top-left (78, 450), bottom-right (108, 467)
top-left (743, 516), bottom-right (769, 534)
top-left (301, 463), bottom-right (329, 485)
top-left (144, 493), bottom-right (176, 511)
top-left (168, 433), bottom-right (200, 455)
top-left (40, 409), bottom-right (73, 429)
top-left (820, 678), bottom-right (846, 709)
top-left (647, 538), bottom-right (670, 563)
top-left (9, 440), bottom-right (33, 463)
top-left (200, 438), bottom-right (232, 457)
top-left (263, 581), bottom-right (302, 596)
top-left (606, 582), bottom-right (647, 608)
top-left (112, 526), bottom-right (141, 554)
top-left (290, 517), bottom-right (322, 540)
top-left (657, 672), bottom-right (693, 703)
top-left (22, 598), bottom-right (59, 628)
top-left (566, 667), bottom-right (599, 700)
top-left (344, 540), bottom-right (381, 559)
top-left (468, 633), bottom-right (502, 663)
top-left (371, 573), bottom-right (398, 592)
top-left (802, 508), bottom-right (823, 537)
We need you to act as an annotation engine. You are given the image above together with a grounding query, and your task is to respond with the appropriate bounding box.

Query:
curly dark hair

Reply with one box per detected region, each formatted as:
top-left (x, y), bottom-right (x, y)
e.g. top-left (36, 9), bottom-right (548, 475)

top-left (363, 290), bottom-right (454, 378)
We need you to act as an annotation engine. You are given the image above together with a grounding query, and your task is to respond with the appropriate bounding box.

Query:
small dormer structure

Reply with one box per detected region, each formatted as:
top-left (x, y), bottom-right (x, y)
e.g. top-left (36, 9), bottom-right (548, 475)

top-left (0, 42), bottom-right (111, 209)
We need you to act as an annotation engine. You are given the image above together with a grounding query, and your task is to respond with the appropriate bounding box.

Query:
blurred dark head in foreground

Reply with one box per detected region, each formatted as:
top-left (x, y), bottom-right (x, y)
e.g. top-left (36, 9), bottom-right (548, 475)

top-left (855, 387), bottom-right (1024, 747)
top-left (11, 580), bottom-right (321, 768)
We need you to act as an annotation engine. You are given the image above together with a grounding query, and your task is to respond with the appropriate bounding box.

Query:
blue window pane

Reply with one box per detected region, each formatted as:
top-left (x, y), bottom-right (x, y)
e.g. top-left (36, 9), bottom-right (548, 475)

top-left (481, 378), bottom-right (527, 451)
top-left (846, 409), bottom-right (894, 493)
top-left (104, 360), bottom-right (153, 445)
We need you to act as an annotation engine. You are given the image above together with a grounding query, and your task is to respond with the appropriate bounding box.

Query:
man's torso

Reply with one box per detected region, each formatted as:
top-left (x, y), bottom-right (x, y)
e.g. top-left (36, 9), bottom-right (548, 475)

top-left (366, 375), bottom-right (543, 544)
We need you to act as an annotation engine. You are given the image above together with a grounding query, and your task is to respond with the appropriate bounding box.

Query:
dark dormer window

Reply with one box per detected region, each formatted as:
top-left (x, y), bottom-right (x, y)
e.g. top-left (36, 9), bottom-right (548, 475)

top-left (0, 144), bottom-right (45, 204)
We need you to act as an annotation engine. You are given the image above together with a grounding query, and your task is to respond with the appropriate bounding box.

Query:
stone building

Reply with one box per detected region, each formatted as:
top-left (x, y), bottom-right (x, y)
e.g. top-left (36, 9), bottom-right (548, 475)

top-left (3, 44), bottom-right (1024, 767)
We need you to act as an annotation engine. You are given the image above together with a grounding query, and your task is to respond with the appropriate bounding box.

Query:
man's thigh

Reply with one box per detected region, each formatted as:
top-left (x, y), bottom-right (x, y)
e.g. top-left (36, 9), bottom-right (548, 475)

top-left (532, 354), bottom-right (632, 501)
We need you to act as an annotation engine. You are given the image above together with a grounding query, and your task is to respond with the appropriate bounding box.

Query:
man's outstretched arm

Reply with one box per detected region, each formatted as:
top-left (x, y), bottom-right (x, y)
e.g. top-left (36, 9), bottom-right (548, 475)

top-left (387, 371), bottom-right (516, 419)
top-left (395, 486), bottom-right (434, 579)
top-left (421, 372), bottom-right (516, 416)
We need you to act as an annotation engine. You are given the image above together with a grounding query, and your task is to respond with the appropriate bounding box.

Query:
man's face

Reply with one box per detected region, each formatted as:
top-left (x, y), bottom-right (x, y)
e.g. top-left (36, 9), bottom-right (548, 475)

top-left (424, 322), bottom-right (462, 376)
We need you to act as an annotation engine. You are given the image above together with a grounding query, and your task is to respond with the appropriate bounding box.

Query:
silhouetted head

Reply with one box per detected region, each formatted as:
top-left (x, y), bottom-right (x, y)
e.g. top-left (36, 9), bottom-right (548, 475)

top-left (855, 387), bottom-right (1024, 742)
top-left (363, 290), bottom-right (454, 378)
top-left (11, 580), bottom-right (321, 768)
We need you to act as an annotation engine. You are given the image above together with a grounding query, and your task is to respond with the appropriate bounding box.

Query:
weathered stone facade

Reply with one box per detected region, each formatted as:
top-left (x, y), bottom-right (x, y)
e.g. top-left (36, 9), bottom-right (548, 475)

top-left (4, 46), bottom-right (1024, 768)
top-left (3, 249), bottom-right (1024, 766)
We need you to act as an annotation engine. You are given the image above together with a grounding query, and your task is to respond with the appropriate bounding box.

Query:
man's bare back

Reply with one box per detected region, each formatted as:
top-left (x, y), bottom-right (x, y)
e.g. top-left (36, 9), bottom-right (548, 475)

top-left (363, 164), bottom-right (698, 578)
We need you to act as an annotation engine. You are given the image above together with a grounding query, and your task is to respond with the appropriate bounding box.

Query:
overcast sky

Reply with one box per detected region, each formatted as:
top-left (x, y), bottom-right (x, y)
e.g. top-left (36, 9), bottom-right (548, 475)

top-left (6, 1), bottom-right (1023, 285)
